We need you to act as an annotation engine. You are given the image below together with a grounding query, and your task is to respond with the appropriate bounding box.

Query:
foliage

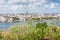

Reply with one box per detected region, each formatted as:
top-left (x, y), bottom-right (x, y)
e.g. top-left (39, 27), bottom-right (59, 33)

top-left (0, 22), bottom-right (60, 40)
top-left (13, 17), bottom-right (20, 21)
top-left (32, 18), bottom-right (40, 20)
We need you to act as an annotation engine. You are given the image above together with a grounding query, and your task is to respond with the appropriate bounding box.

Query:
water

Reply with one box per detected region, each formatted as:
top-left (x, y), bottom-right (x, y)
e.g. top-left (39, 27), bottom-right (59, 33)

top-left (0, 22), bottom-right (27, 29)
top-left (44, 20), bottom-right (60, 26)
top-left (0, 20), bottom-right (60, 29)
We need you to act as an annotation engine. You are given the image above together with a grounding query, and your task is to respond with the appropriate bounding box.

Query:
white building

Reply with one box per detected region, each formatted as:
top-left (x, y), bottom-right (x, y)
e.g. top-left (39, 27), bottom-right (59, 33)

top-left (7, 17), bottom-right (13, 22)
top-left (0, 16), bottom-right (7, 22)
top-left (19, 15), bottom-right (26, 21)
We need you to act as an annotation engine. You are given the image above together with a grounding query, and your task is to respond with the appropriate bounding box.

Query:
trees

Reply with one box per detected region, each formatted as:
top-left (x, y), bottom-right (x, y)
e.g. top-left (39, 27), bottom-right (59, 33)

top-left (0, 32), bottom-right (4, 40)
top-left (0, 22), bottom-right (60, 40)
top-left (36, 22), bottom-right (48, 29)
top-left (35, 22), bottom-right (48, 40)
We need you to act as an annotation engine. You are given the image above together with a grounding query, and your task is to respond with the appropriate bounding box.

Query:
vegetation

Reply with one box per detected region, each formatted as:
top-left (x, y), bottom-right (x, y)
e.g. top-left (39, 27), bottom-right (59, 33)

top-left (42, 17), bottom-right (58, 20)
top-left (0, 22), bottom-right (60, 40)
top-left (13, 17), bottom-right (20, 21)
top-left (32, 18), bottom-right (40, 20)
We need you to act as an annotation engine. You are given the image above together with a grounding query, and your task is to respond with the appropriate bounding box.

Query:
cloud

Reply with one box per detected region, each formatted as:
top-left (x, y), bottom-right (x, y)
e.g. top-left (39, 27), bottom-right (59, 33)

top-left (0, 0), bottom-right (5, 5)
top-left (50, 3), bottom-right (58, 8)
top-left (44, 3), bottom-right (59, 9)
top-left (0, 0), bottom-right (47, 11)
top-left (7, 0), bottom-right (47, 5)
top-left (26, 0), bottom-right (47, 10)
top-left (8, 5), bottom-right (26, 11)
top-left (0, 0), bottom-right (59, 13)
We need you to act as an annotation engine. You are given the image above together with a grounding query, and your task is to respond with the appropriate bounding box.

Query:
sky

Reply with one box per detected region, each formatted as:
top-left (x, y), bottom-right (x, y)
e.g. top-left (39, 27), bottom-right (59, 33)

top-left (0, 0), bottom-right (60, 14)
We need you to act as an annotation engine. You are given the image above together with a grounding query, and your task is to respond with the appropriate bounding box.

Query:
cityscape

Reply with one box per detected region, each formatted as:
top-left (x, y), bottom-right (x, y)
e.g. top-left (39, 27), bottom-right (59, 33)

top-left (0, 12), bottom-right (60, 22)
top-left (0, 0), bottom-right (60, 40)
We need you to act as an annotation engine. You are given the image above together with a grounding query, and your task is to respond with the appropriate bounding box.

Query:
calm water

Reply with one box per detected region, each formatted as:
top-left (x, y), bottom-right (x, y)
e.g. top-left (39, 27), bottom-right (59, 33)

top-left (44, 20), bottom-right (60, 26)
top-left (0, 22), bottom-right (27, 29)
top-left (0, 20), bottom-right (60, 29)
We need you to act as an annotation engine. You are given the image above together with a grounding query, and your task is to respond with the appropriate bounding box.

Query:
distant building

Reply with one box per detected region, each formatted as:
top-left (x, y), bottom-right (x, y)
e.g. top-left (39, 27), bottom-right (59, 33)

top-left (0, 16), bottom-right (7, 22)
top-left (19, 15), bottom-right (26, 21)
top-left (7, 17), bottom-right (13, 22)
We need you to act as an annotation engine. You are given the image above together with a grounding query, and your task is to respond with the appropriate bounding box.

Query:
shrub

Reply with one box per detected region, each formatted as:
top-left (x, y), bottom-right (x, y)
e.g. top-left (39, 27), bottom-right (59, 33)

top-left (0, 22), bottom-right (60, 40)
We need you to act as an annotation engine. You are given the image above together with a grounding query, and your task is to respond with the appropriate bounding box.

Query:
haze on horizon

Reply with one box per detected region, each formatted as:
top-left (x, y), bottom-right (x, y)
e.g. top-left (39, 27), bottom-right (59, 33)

top-left (0, 0), bottom-right (60, 14)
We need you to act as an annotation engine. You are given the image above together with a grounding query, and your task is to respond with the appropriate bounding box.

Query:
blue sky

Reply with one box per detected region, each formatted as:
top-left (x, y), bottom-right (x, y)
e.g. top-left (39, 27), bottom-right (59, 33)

top-left (0, 0), bottom-right (60, 14)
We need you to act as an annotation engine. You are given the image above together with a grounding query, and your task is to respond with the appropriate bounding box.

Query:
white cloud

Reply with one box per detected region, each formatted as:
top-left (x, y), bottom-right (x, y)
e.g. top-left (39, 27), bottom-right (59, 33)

top-left (44, 3), bottom-right (59, 9)
top-left (0, 5), bottom-right (9, 10)
top-left (27, 4), bottom-right (36, 9)
top-left (7, 0), bottom-right (47, 10)
top-left (26, 0), bottom-right (47, 10)
top-left (0, 0), bottom-right (59, 13)
top-left (50, 3), bottom-right (58, 8)
top-left (0, 0), bottom-right (6, 5)
top-left (7, 0), bottom-right (47, 4)
top-left (8, 5), bottom-right (25, 11)
top-left (0, 5), bottom-right (25, 11)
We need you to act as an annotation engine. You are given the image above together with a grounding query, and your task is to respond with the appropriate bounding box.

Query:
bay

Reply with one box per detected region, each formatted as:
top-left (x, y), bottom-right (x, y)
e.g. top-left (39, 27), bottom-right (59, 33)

top-left (0, 20), bottom-right (60, 29)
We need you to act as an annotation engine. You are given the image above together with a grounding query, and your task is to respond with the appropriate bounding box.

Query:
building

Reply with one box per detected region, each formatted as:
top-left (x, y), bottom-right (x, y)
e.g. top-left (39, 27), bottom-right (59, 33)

top-left (0, 16), bottom-right (7, 22)
top-left (7, 17), bottom-right (13, 22)
top-left (19, 15), bottom-right (26, 21)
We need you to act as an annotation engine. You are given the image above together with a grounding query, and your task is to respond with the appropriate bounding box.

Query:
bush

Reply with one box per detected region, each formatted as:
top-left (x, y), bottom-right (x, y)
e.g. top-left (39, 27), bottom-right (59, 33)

top-left (0, 22), bottom-right (60, 40)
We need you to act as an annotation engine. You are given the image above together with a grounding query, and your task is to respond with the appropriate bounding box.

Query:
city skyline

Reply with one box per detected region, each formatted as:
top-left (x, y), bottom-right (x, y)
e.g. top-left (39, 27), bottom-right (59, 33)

top-left (0, 0), bottom-right (60, 14)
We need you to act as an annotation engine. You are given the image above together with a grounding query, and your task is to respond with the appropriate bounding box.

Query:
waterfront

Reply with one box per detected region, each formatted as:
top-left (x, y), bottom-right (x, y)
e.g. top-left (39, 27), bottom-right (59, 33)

top-left (0, 20), bottom-right (60, 29)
